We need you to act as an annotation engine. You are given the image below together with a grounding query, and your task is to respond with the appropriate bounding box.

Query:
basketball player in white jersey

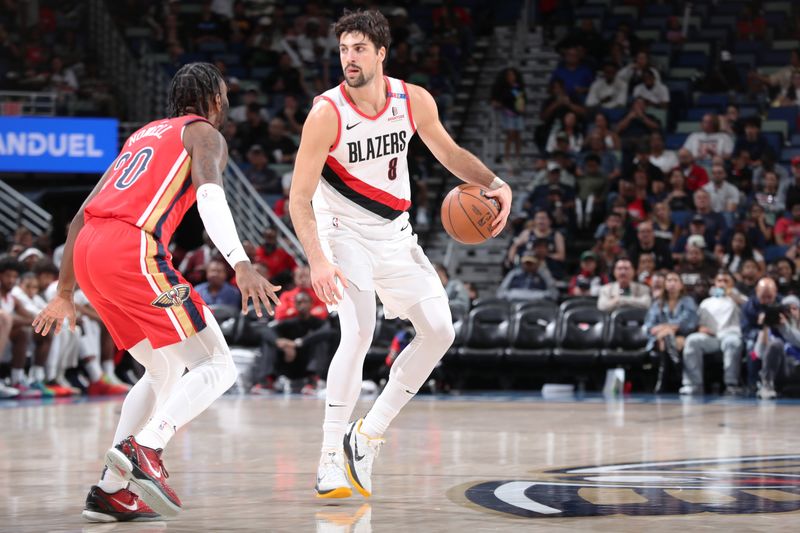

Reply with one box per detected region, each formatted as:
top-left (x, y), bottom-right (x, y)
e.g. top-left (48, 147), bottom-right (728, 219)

top-left (289, 10), bottom-right (512, 498)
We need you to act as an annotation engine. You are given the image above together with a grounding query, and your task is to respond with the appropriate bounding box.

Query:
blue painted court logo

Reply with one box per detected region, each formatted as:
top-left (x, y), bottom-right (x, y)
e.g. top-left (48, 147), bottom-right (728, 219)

top-left (463, 455), bottom-right (800, 518)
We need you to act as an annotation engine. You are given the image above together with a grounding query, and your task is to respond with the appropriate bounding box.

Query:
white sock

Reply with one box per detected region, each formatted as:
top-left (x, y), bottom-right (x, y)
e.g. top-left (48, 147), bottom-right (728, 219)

top-left (84, 357), bottom-right (103, 382)
top-left (136, 414), bottom-right (177, 450)
top-left (102, 360), bottom-right (116, 380)
top-left (361, 378), bottom-right (415, 438)
top-left (98, 466), bottom-right (128, 493)
top-left (10, 368), bottom-right (26, 386)
top-left (322, 402), bottom-right (351, 451)
top-left (30, 365), bottom-right (46, 383)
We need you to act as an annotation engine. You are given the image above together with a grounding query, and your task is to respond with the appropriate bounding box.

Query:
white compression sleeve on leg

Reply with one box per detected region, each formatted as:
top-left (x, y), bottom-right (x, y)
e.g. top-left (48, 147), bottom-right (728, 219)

top-left (196, 183), bottom-right (250, 268)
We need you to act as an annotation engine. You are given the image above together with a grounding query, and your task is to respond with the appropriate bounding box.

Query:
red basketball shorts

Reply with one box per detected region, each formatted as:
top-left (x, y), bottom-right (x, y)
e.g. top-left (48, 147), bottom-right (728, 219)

top-left (74, 217), bottom-right (207, 349)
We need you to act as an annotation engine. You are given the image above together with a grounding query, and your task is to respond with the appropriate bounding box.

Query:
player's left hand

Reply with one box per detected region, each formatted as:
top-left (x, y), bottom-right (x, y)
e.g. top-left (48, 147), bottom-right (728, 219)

top-left (485, 183), bottom-right (512, 237)
top-left (235, 261), bottom-right (282, 317)
top-left (32, 294), bottom-right (77, 336)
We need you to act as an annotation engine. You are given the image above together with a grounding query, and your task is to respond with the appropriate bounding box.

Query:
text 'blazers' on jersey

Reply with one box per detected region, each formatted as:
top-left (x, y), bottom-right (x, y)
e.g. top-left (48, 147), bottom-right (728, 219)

top-left (312, 76), bottom-right (416, 234)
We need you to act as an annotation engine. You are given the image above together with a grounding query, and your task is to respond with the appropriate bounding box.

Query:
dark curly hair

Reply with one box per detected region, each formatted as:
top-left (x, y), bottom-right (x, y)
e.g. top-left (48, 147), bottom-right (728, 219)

top-left (167, 62), bottom-right (225, 118)
top-left (333, 9), bottom-right (391, 53)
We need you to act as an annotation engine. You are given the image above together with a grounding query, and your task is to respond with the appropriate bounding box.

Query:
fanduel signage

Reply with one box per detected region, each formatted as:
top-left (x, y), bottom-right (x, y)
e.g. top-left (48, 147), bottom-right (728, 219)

top-left (0, 117), bottom-right (118, 173)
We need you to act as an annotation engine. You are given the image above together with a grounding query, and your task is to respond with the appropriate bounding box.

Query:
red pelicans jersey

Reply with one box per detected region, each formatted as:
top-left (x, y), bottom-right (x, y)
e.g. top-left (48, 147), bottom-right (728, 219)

top-left (312, 76), bottom-right (415, 228)
top-left (85, 114), bottom-right (209, 245)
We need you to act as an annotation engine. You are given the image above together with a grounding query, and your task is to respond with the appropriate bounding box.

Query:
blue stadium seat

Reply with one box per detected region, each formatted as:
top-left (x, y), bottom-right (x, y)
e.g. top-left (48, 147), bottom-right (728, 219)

top-left (709, 15), bottom-right (736, 28)
top-left (575, 5), bottom-right (605, 19)
top-left (676, 52), bottom-right (709, 69)
top-left (735, 41), bottom-right (766, 54)
top-left (714, 2), bottom-right (749, 15)
top-left (791, 133), bottom-right (800, 146)
top-left (767, 107), bottom-right (799, 134)
top-left (762, 50), bottom-right (792, 66)
top-left (738, 105), bottom-right (759, 118)
top-left (644, 4), bottom-right (674, 17)
top-left (640, 17), bottom-right (667, 29)
top-left (665, 133), bottom-right (688, 150)
top-left (197, 41), bottom-right (227, 53)
top-left (765, 245), bottom-right (789, 263)
top-left (763, 132), bottom-right (784, 156)
top-left (781, 147), bottom-right (800, 160)
top-left (603, 108), bottom-right (627, 126)
top-left (687, 107), bottom-right (719, 121)
top-left (765, 12), bottom-right (785, 26)
top-left (696, 94), bottom-right (729, 108)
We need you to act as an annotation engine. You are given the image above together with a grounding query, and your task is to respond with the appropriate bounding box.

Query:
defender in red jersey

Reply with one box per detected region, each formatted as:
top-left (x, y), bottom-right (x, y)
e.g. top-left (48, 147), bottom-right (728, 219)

top-left (33, 63), bottom-right (281, 521)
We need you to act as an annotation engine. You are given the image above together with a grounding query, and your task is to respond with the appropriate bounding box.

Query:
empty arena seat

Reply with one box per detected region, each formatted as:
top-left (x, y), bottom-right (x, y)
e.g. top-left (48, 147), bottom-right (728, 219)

top-left (675, 52), bottom-right (709, 69)
top-left (695, 93), bottom-right (729, 108)
top-left (768, 107), bottom-right (799, 134)
top-left (602, 307), bottom-right (649, 364)
top-left (457, 305), bottom-right (509, 362)
top-left (665, 133), bottom-right (688, 150)
top-left (471, 297), bottom-right (509, 310)
top-left (505, 305), bottom-right (558, 365)
top-left (554, 307), bottom-right (607, 364)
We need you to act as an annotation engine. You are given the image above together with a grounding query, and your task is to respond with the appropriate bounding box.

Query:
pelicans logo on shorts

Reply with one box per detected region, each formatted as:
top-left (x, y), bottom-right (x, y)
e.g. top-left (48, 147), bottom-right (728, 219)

top-left (151, 284), bottom-right (191, 309)
top-left (459, 455), bottom-right (800, 518)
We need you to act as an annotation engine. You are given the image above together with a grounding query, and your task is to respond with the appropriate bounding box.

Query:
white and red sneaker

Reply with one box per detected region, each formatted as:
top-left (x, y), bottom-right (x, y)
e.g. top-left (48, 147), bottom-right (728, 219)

top-left (82, 485), bottom-right (161, 522)
top-left (105, 436), bottom-right (182, 517)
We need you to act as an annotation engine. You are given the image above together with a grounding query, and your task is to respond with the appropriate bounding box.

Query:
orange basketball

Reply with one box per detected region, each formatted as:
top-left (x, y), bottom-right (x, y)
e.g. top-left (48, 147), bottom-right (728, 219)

top-left (440, 184), bottom-right (500, 244)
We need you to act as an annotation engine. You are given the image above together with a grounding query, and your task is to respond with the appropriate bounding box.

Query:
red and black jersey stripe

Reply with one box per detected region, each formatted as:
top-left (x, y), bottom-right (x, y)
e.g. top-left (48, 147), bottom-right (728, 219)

top-left (321, 156), bottom-right (411, 220)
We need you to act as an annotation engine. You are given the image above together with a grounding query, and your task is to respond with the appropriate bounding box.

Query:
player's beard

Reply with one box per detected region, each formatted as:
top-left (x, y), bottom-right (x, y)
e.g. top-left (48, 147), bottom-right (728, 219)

top-left (344, 66), bottom-right (372, 88)
top-left (217, 99), bottom-right (229, 131)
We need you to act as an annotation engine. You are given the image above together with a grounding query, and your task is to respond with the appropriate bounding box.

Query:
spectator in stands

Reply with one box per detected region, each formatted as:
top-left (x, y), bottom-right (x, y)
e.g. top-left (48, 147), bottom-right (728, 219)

top-left (507, 210), bottom-right (566, 267)
top-left (239, 102), bottom-right (270, 153)
top-left (632, 69), bottom-right (669, 109)
top-left (775, 204), bottom-right (800, 246)
top-left (774, 257), bottom-right (799, 296)
top-left (681, 270), bottom-right (745, 395)
top-left (786, 157), bottom-right (800, 210)
top-left (628, 220), bottom-right (673, 270)
top-left (636, 252), bottom-right (656, 285)
top-left (223, 120), bottom-right (245, 163)
top-left (581, 129), bottom-right (621, 179)
top-left (593, 210), bottom-right (624, 240)
top-left (245, 145), bottom-right (282, 195)
top-left (615, 97), bottom-right (661, 146)
top-left (733, 117), bottom-right (774, 167)
top-left (179, 231), bottom-right (216, 285)
top-left (558, 18), bottom-right (606, 64)
top-left (262, 117), bottom-right (298, 164)
top-left (683, 114), bottom-right (734, 162)
top-left (699, 51), bottom-right (743, 94)
top-left (594, 231), bottom-right (623, 277)
top-left (278, 94), bottom-right (307, 136)
top-left (751, 170), bottom-right (786, 225)
top-left (550, 46), bottom-right (594, 102)
top-left (645, 271), bottom-right (699, 393)
top-left (546, 112), bottom-right (583, 155)
top-left (255, 228), bottom-right (297, 286)
top-left (598, 257), bottom-right (651, 312)
top-left (585, 62), bottom-right (627, 110)
top-left (676, 148), bottom-right (709, 191)
top-left (264, 52), bottom-right (311, 100)
top-left (537, 79), bottom-right (587, 151)
top-left (721, 231), bottom-right (766, 279)
top-left (587, 112), bottom-right (622, 151)
top-left (743, 277), bottom-right (784, 398)
top-left (528, 164), bottom-right (576, 217)
top-left (274, 265), bottom-right (327, 321)
top-left (737, 5), bottom-right (766, 40)
top-left (651, 201), bottom-right (678, 244)
top-left (616, 50), bottom-right (660, 90)
top-left (530, 237), bottom-right (566, 281)
top-left (744, 202), bottom-right (774, 249)
top-left (192, 0), bottom-right (231, 45)
top-left (18, 247), bottom-right (45, 273)
top-left (195, 259), bottom-right (241, 307)
top-left (665, 168), bottom-right (695, 213)
top-left (229, 89), bottom-right (269, 124)
top-left (491, 67), bottom-right (526, 164)
top-left (678, 238), bottom-right (719, 303)
top-left (719, 104), bottom-right (744, 138)
top-left (737, 258), bottom-right (761, 297)
top-left (648, 132), bottom-right (678, 176)
top-left (496, 248), bottom-right (558, 301)
top-left (692, 190), bottom-right (725, 248)
top-left (610, 22), bottom-right (641, 62)
top-left (252, 292), bottom-right (332, 394)
top-left (772, 71), bottom-right (800, 108)
top-left (574, 154), bottom-right (607, 228)
top-left (434, 263), bottom-right (470, 317)
top-left (568, 251), bottom-right (606, 296)
top-left (703, 163), bottom-right (740, 217)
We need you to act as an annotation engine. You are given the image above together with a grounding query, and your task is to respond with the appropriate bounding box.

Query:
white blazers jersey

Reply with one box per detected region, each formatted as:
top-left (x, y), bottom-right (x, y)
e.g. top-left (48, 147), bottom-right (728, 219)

top-left (312, 76), bottom-right (416, 229)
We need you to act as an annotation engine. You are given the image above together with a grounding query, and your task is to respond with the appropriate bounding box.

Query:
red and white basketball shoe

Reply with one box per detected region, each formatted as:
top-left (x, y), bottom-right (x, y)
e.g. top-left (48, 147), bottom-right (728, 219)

top-left (104, 436), bottom-right (182, 517)
top-left (82, 485), bottom-right (161, 522)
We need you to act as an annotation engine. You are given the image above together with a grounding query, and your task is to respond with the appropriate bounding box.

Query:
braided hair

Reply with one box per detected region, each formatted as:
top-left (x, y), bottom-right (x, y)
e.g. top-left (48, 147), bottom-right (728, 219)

top-left (167, 62), bottom-right (225, 118)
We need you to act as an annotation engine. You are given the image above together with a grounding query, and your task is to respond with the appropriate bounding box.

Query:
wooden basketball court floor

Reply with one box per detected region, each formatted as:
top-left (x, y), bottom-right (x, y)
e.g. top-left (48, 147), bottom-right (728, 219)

top-left (2, 393), bottom-right (800, 532)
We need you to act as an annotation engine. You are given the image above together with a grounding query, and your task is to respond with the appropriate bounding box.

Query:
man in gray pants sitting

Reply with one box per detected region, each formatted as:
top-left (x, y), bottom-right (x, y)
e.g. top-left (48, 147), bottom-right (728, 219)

top-left (681, 270), bottom-right (746, 395)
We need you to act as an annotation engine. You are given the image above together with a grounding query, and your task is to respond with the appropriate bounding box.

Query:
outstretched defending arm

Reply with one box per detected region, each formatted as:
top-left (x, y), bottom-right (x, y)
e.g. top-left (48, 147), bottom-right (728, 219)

top-left (184, 120), bottom-right (281, 317)
top-left (408, 83), bottom-right (513, 236)
top-left (288, 99), bottom-right (349, 305)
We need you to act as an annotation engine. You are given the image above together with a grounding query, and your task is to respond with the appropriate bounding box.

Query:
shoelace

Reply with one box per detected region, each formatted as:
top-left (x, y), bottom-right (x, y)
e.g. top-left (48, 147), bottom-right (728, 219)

top-left (154, 450), bottom-right (170, 478)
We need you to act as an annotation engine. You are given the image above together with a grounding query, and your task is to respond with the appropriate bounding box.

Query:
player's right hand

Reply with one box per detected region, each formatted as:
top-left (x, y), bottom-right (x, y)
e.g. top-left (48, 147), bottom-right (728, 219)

top-left (235, 261), bottom-right (281, 318)
top-left (32, 294), bottom-right (77, 336)
top-left (311, 259), bottom-right (349, 305)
